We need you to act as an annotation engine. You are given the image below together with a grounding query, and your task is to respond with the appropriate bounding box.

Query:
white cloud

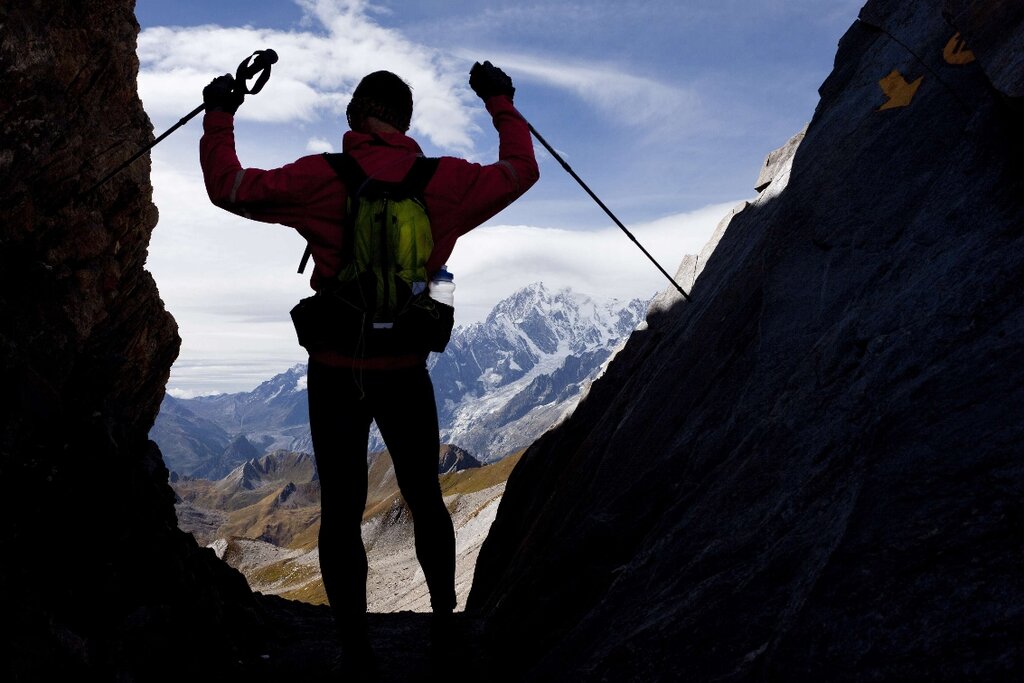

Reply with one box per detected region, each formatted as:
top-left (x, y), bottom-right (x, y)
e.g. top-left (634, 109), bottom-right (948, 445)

top-left (135, 2), bottom-right (700, 153)
top-left (306, 136), bottom-right (335, 153)
top-left (147, 155), bottom-right (312, 308)
top-left (446, 201), bottom-right (737, 324)
top-left (137, 1), bottom-right (478, 152)
top-left (472, 52), bottom-right (704, 138)
top-left (167, 387), bottom-right (205, 399)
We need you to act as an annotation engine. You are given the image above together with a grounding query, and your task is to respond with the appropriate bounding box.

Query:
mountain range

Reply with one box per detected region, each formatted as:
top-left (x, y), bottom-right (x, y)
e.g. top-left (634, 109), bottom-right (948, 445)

top-left (152, 282), bottom-right (647, 478)
top-left (8, 1), bottom-right (1022, 680)
top-left (172, 446), bottom-right (513, 610)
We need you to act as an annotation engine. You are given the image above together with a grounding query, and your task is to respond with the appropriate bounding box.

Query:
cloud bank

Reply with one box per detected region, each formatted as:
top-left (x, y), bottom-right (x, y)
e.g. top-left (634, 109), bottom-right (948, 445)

top-left (137, 0), bottom-right (700, 155)
top-left (137, 0), bottom-right (477, 151)
top-left (446, 202), bottom-right (736, 323)
top-left (483, 52), bottom-right (704, 138)
top-left (139, 0), bottom-right (744, 396)
top-left (150, 153), bottom-right (733, 398)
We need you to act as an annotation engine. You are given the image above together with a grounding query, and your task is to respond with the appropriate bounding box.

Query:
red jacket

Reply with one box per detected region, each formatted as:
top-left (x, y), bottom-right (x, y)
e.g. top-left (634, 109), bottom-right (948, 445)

top-left (200, 95), bottom-right (539, 368)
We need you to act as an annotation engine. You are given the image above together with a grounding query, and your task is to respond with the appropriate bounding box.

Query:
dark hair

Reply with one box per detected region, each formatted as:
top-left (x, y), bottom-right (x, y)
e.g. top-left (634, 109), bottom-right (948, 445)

top-left (346, 71), bottom-right (413, 132)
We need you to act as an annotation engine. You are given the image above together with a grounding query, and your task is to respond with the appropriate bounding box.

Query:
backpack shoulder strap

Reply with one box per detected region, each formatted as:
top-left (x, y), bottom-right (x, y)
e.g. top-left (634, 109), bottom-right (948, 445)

top-left (297, 153), bottom-right (365, 274)
top-left (400, 156), bottom-right (440, 202)
top-left (297, 154), bottom-right (440, 274)
top-left (323, 152), bottom-right (368, 196)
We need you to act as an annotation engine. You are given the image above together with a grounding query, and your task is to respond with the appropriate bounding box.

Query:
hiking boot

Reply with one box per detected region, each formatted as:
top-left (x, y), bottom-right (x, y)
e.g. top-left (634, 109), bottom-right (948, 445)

top-left (333, 616), bottom-right (380, 681)
top-left (429, 610), bottom-right (458, 668)
top-left (332, 632), bottom-right (379, 682)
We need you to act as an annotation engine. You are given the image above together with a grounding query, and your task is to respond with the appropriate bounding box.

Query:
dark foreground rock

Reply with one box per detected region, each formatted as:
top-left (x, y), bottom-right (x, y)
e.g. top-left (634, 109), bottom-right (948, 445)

top-left (4, 0), bottom-right (1022, 680)
top-left (470, 0), bottom-right (1024, 680)
top-left (232, 600), bottom-right (489, 683)
top-left (0, 2), bottom-right (523, 681)
top-left (0, 1), bottom-right (272, 678)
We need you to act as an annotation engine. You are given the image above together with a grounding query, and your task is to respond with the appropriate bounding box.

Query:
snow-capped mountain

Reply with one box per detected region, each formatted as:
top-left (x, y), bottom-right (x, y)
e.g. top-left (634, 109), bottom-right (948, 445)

top-left (153, 283), bottom-right (648, 476)
top-left (153, 365), bottom-right (313, 478)
top-left (429, 283), bottom-right (648, 461)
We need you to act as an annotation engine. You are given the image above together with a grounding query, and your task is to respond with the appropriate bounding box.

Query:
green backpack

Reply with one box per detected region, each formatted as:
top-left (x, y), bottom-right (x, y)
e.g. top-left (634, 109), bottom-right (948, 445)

top-left (290, 153), bottom-right (455, 356)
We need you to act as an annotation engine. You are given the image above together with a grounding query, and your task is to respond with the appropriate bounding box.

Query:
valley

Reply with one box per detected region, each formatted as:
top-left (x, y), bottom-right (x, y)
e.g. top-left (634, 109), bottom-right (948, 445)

top-left (172, 448), bottom-right (522, 611)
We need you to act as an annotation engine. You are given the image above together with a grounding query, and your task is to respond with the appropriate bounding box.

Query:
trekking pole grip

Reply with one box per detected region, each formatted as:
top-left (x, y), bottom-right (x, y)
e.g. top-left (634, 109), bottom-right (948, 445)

top-left (86, 49), bottom-right (279, 196)
top-left (234, 49), bottom-right (278, 95)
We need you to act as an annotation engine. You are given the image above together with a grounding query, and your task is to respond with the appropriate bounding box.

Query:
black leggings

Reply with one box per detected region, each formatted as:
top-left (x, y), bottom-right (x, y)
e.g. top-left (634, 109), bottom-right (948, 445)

top-left (307, 360), bottom-right (456, 623)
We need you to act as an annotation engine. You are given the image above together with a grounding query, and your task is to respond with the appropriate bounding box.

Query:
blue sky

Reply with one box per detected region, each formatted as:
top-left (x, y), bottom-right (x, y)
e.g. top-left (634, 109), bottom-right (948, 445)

top-left (136, 0), bottom-right (863, 396)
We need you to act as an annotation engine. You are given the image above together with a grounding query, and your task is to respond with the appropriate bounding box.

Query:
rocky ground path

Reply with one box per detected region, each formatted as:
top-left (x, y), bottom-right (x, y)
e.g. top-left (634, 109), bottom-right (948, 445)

top-left (238, 597), bottom-right (494, 682)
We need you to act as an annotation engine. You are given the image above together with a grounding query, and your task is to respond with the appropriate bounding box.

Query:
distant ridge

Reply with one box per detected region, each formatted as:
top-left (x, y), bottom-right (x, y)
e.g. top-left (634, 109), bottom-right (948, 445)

top-left (172, 446), bottom-right (514, 610)
top-left (152, 282), bottom-right (647, 475)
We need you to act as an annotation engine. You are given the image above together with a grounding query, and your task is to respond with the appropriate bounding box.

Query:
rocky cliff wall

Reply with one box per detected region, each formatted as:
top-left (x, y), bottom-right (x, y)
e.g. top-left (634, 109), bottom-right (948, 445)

top-left (0, 2), bottom-right (267, 678)
top-left (470, 1), bottom-right (1024, 680)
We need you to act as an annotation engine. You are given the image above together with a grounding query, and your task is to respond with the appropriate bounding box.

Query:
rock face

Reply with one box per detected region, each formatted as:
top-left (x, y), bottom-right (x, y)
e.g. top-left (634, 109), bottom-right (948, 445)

top-left (0, 2), bottom-right (267, 679)
top-left (438, 444), bottom-right (482, 474)
top-left (470, 1), bottom-right (1024, 681)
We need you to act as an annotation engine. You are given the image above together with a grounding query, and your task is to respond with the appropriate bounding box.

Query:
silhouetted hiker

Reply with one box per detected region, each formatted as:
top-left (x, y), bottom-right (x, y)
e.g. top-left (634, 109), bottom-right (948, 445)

top-left (200, 62), bottom-right (538, 674)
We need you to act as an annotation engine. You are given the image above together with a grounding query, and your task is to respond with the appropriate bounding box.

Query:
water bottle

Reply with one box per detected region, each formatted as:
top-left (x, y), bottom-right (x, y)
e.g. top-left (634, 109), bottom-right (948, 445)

top-left (430, 265), bottom-right (455, 307)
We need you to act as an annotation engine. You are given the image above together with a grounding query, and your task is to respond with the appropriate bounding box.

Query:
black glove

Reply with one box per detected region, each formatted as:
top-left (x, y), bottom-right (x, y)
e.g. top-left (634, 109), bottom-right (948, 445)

top-left (203, 74), bottom-right (244, 114)
top-left (469, 61), bottom-right (515, 102)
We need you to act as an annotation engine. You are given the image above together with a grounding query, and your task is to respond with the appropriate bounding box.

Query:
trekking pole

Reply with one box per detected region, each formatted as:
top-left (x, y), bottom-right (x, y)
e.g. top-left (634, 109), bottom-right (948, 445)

top-left (525, 122), bottom-right (691, 301)
top-left (86, 49), bottom-right (279, 195)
